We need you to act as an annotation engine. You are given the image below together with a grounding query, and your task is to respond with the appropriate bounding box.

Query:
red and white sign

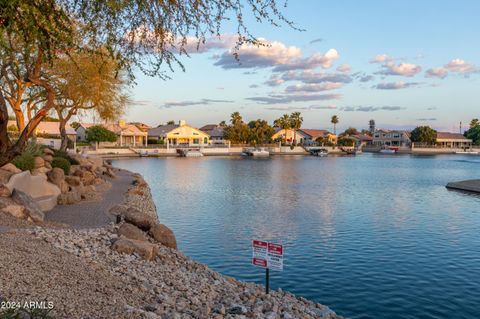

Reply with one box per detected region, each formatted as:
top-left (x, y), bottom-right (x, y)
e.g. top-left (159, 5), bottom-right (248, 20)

top-left (252, 240), bottom-right (284, 271)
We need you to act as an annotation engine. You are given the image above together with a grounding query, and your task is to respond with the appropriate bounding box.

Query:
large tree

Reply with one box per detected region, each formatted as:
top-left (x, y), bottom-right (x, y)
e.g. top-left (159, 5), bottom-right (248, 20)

top-left (0, 0), bottom-right (295, 166)
top-left (331, 115), bottom-right (339, 136)
top-left (248, 119), bottom-right (275, 145)
top-left (274, 114), bottom-right (291, 144)
top-left (289, 111), bottom-right (303, 145)
top-left (410, 126), bottom-right (437, 145)
top-left (465, 119), bottom-right (480, 145)
top-left (224, 112), bottom-right (249, 144)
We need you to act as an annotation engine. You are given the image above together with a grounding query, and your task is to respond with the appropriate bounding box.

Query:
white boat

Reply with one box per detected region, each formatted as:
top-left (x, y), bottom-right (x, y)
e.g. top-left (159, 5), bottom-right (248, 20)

top-left (177, 149), bottom-right (204, 157)
top-left (243, 148), bottom-right (270, 157)
top-left (310, 148), bottom-right (329, 157)
top-left (455, 150), bottom-right (479, 155)
top-left (139, 150), bottom-right (149, 157)
top-left (379, 148), bottom-right (396, 154)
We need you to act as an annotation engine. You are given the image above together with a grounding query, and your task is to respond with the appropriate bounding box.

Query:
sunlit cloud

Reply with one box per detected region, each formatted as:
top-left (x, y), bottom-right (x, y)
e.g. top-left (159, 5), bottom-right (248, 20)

top-left (162, 98), bottom-right (233, 108)
top-left (340, 105), bottom-right (405, 112)
top-left (376, 62), bottom-right (422, 77)
top-left (285, 82), bottom-right (343, 93)
top-left (336, 64), bottom-right (351, 73)
top-left (426, 59), bottom-right (479, 78)
top-left (374, 81), bottom-right (422, 90)
top-left (246, 93), bottom-right (341, 105)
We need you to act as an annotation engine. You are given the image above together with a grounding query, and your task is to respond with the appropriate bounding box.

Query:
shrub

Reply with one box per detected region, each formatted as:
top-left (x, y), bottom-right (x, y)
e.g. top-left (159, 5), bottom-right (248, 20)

top-left (52, 149), bottom-right (80, 165)
top-left (52, 157), bottom-right (71, 175)
top-left (86, 125), bottom-right (117, 143)
top-left (11, 153), bottom-right (35, 171)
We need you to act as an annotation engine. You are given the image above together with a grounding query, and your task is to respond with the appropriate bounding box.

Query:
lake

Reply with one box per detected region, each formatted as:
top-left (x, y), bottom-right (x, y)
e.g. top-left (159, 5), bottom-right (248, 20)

top-left (113, 154), bottom-right (480, 319)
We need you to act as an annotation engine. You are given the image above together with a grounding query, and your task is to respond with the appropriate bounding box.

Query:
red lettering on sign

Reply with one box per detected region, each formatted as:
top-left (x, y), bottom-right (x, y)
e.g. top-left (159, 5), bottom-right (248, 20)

top-left (253, 240), bottom-right (268, 248)
top-left (252, 258), bottom-right (267, 268)
top-left (268, 243), bottom-right (283, 255)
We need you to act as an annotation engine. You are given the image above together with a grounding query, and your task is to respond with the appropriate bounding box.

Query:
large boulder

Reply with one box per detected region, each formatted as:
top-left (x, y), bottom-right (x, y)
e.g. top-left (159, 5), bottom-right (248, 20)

top-left (48, 168), bottom-right (69, 194)
top-left (65, 176), bottom-right (81, 187)
top-left (1, 163), bottom-right (21, 174)
top-left (42, 154), bottom-right (53, 163)
top-left (149, 224), bottom-right (177, 250)
top-left (43, 148), bottom-right (54, 156)
top-left (6, 171), bottom-right (60, 212)
top-left (117, 223), bottom-right (148, 241)
top-left (33, 156), bottom-right (45, 169)
top-left (11, 190), bottom-right (44, 222)
top-left (74, 170), bottom-right (96, 186)
top-left (111, 238), bottom-right (159, 261)
top-left (110, 205), bottom-right (156, 231)
top-left (1, 204), bottom-right (26, 219)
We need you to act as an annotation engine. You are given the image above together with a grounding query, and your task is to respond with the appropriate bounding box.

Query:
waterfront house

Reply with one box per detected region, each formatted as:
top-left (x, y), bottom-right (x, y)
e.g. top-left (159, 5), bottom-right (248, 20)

top-left (148, 120), bottom-right (210, 146)
top-left (372, 129), bottom-right (411, 147)
top-left (199, 124), bottom-right (227, 145)
top-left (76, 121), bottom-right (148, 147)
top-left (272, 128), bottom-right (309, 145)
top-left (298, 129), bottom-right (337, 145)
top-left (130, 122), bottom-right (152, 133)
top-left (350, 134), bottom-right (373, 148)
top-left (8, 120), bottom-right (77, 149)
top-left (436, 132), bottom-right (472, 149)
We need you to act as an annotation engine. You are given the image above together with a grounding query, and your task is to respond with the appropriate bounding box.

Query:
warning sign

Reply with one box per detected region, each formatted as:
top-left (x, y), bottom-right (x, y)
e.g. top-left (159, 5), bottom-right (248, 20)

top-left (252, 240), bottom-right (283, 271)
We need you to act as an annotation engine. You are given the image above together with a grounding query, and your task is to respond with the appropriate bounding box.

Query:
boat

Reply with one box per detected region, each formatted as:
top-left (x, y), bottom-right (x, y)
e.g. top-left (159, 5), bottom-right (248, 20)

top-left (176, 149), bottom-right (204, 157)
top-left (242, 148), bottom-right (270, 157)
top-left (455, 150), bottom-right (479, 155)
top-left (339, 147), bottom-right (356, 155)
top-left (139, 149), bottom-right (149, 157)
top-left (309, 148), bottom-right (329, 157)
top-left (379, 148), bottom-right (396, 154)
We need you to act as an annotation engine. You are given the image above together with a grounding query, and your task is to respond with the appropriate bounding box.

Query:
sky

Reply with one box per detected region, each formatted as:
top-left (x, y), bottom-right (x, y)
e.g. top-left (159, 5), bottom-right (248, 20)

top-left (125, 0), bottom-right (480, 133)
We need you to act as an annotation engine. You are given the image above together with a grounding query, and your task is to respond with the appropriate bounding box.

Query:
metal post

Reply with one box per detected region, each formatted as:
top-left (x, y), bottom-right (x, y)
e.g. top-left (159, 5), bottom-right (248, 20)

top-left (265, 268), bottom-right (270, 294)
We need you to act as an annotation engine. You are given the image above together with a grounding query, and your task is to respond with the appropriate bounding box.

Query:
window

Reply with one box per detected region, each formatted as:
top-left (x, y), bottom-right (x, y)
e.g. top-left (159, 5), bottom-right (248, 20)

top-left (193, 138), bottom-right (199, 144)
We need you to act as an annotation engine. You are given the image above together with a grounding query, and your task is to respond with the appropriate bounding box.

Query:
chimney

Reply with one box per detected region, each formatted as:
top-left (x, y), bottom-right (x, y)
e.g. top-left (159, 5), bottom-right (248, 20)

top-left (179, 120), bottom-right (186, 127)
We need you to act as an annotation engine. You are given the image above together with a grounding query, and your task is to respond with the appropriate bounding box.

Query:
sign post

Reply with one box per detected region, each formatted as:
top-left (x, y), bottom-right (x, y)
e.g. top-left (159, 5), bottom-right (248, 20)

top-left (252, 240), bottom-right (283, 294)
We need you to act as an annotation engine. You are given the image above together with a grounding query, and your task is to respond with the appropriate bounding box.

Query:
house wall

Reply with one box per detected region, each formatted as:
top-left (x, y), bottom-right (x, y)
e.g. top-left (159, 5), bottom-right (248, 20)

top-left (272, 129), bottom-right (307, 144)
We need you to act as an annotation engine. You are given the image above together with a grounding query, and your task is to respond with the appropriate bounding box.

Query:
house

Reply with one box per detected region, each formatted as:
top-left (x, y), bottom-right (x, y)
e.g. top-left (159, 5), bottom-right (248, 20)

top-left (372, 129), bottom-right (411, 147)
top-left (349, 134), bottom-right (373, 148)
top-left (298, 129), bottom-right (337, 145)
top-left (436, 132), bottom-right (472, 149)
top-left (271, 128), bottom-right (310, 145)
top-left (199, 124), bottom-right (227, 144)
top-left (8, 120), bottom-right (77, 149)
top-left (148, 120), bottom-right (210, 146)
top-left (130, 122), bottom-right (152, 133)
top-left (76, 120), bottom-right (148, 147)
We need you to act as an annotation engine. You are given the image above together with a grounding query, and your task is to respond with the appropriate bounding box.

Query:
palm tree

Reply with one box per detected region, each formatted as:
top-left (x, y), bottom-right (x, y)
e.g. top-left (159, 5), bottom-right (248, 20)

top-left (274, 114), bottom-right (291, 144)
top-left (470, 118), bottom-right (479, 129)
top-left (290, 112), bottom-right (303, 145)
top-left (331, 115), bottom-right (339, 136)
top-left (230, 111), bottom-right (242, 125)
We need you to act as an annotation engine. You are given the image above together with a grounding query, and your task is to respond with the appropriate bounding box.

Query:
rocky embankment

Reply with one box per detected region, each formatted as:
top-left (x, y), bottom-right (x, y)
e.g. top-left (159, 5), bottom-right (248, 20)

top-left (0, 155), bottom-right (343, 319)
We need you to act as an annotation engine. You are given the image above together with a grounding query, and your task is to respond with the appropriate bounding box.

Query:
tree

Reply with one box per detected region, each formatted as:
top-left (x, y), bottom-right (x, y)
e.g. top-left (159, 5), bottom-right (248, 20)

top-left (289, 112), bottom-right (303, 145)
top-left (331, 115), bottom-right (339, 136)
top-left (167, 120), bottom-right (175, 125)
top-left (410, 126), bottom-right (437, 145)
top-left (86, 125), bottom-right (117, 149)
top-left (464, 124), bottom-right (480, 145)
top-left (274, 114), bottom-right (292, 144)
top-left (224, 112), bottom-right (249, 144)
top-left (470, 118), bottom-right (479, 129)
top-left (70, 122), bottom-right (81, 129)
top-left (248, 119), bottom-right (275, 145)
top-left (219, 120), bottom-right (227, 127)
top-left (340, 127), bottom-right (358, 137)
top-left (0, 0), bottom-right (295, 166)
top-left (337, 137), bottom-right (355, 147)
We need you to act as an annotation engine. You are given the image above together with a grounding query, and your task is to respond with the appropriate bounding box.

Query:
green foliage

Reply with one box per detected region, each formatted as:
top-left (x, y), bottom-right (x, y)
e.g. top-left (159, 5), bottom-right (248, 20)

top-left (337, 137), bottom-right (355, 147)
top-left (12, 153), bottom-right (34, 171)
top-left (410, 126), bottom-right (437, 144)
top-left (52, 157), bottom-right (71, 175)
top-left (70, 121), bottom-right (81, 129)
top-left (247, 119), bottom-right (275, 144)
top-left (316, 136), bottom-right (325, 146)
top-left (470, 118), bottom-right (479, 129)
top-left (148, 139), bottom-right (164, 145)
top-left (52, 149), bottom-right (80, 165)
top-left (224, 112), bottom-right (250, 144)
top-left (341, 127), bottom-right (358, 136)
top-left (86, 125), bottom-right (117, 143)
top-left (43, 116), bottom-right (60, 122)
top-left (464, 125), bottom-right (480, 145)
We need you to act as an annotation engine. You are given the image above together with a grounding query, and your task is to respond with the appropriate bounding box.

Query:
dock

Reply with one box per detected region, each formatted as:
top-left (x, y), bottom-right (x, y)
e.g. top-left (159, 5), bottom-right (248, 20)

top-left (446, 179), bottom-right (480, 193)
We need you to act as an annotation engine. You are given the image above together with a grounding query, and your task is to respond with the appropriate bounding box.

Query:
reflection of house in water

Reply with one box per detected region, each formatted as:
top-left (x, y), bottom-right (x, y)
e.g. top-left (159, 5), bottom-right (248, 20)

top-left (148, 120), bottom-right (210, 146)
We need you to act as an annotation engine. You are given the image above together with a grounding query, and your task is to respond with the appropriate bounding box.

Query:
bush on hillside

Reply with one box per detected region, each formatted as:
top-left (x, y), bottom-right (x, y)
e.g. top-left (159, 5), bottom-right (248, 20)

top-left (11, 153), bottom-right (35, 171)
top-left (52, 157), bottom-right (71, 175)
top-left (52, 149), bottom-right (80, 165)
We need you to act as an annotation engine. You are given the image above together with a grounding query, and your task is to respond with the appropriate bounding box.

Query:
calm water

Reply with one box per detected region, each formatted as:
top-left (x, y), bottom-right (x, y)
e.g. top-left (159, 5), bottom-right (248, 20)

top-left (113, 154), bottom-right (480, 319)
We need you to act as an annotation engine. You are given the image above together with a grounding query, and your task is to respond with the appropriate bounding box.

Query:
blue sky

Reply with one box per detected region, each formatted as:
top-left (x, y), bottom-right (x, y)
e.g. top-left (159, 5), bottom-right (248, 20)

top-left (126, 0), bottom-right (480, 133)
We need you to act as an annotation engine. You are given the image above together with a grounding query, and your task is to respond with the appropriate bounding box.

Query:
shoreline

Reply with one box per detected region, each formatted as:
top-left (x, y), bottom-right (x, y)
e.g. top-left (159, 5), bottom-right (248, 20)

top-left (0, 161), bottom-right (343, 319)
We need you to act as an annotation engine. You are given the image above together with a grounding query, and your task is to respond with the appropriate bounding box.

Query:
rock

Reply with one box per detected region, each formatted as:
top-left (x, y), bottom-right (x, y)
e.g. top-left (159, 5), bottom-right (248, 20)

top-left (70, 165), bottom-right (81, 175)
top-left (111, 238), bottom-right (159, 261)
top-left (1, 204), bottom-right (26, 219)
top-left (30, 170), bottom-right (48, 180)
top-left (57, 190), bottom-right (81, 205)
top-left (74, 170), bottom-right (96, 186)
top-left (110, 205), bottom-right (156, 231)
top-left (149, 224), bottom-right (177, 249)
top-left (1, 163), bottom-right (21, 173)
top-left (43, 148), bottom-right (54, 156)
top-left (0, 185), bottom-right (11, 197)
top-left (0, 169), bottom-right (14, 185)
top-left (48, 167), bottom-right (65, 186)
top-left (42, 154), bottom-right (53, 162)
top-left (228, 304), bottom-right (248, 315)
top-left (11, 189), bottom-right (44, 222)
top-left (33, 156), bottom-right (45, 168)
top-left (65, 176), bottom-right (81, 186)
top-left (44, 161), bottom-right (52, 170)
top-left (105, 168), bottom-right (116, 178)
top-left (118, 223), bottom-right (148, 241)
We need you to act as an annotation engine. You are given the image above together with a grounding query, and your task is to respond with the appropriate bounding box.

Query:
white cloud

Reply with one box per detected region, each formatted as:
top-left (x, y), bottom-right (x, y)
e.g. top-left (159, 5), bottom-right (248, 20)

top-left (285, 82), bottom-right (343, 93)
top-left (336, 64), bottom-right (351, 73)
top-left (370, 54), bottom-right (393, 64)
top-left (272, 48), bottom-right (340, 72)
top-left (425, 67), bottom-right (448, 79)
top-left (425, 58), bottom-right (478, 79)
top-left (377, 62), bottom-right (422, 77)
top-left (375, 81), bottom-right (421, 90)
